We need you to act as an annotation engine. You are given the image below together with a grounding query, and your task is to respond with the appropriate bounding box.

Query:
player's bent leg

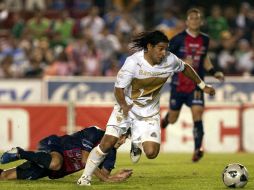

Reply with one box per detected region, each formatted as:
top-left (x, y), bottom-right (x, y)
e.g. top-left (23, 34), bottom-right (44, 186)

top-left (161, 109), bottom-right (180, 129)
top-left (142, 141), bottom-right (160, 159)
top-left (16, 161), bottom-right (48, 180)
top-left (49, 151), bottom-right (63, 171)
top-left (78, 134), bottom-right (118, 186)
top-left (191, 105), bottom-right (204, 162)
top-left (168, 110), bottom-right (180, 124)
top-left (161, 111), bottom-right (169, 129)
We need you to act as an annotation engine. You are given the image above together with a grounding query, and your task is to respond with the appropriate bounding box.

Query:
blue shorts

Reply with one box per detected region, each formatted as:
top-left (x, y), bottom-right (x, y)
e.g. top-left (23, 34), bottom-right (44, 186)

top-left (16, 161), bottom-right (49, 180)
top-left (170, 86), bottom-right (204, 110)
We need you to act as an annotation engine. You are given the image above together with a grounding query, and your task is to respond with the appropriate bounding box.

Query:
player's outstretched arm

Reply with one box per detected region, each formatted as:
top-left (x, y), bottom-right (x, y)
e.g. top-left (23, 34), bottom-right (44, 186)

top-left (204, 55), bottom-right (224, 82)
top-left (94, 167), bottom-right (133, 182)
top-left (182, 63), bottom-right (215, 96)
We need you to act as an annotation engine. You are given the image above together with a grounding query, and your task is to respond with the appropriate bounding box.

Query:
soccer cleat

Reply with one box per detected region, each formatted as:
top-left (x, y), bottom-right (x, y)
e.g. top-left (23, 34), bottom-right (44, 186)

top-left (161, 112), bottom-right (169, 129)
top-left (77, 175), bottom-right (91, 186)
top-left (130, 143), bottom-right (142, 164)
top-left (0, 147), bottom-right (21, 164)
top-left (192, 149), bottom-right (204, 162)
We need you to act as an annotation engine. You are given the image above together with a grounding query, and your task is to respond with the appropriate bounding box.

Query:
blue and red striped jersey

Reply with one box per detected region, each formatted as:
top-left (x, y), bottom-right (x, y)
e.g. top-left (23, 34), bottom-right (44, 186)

top-left (169, 30), bottom-right (210, 93)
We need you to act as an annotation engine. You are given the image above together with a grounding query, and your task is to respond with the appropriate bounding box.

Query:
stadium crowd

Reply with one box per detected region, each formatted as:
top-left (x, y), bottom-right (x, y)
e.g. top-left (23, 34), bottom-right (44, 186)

top-left (0, 0), bottom-right (254, 78)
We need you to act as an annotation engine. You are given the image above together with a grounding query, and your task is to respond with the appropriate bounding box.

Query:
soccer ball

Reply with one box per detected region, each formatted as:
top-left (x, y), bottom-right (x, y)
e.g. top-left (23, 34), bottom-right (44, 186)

top-left (222, 163), bottom-right (249, 188)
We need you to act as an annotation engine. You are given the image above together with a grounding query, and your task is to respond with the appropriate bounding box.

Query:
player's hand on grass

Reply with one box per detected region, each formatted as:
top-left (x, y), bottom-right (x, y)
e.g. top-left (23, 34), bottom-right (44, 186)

top-left (107, 169), bottom-right (133, 182)
top-left (203, 84), bottom-right (215, 96)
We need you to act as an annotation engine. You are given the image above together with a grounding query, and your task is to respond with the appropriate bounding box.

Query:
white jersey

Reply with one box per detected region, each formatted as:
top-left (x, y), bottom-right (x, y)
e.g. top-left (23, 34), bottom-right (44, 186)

top-left (115, 50), bottom-right (185, 117)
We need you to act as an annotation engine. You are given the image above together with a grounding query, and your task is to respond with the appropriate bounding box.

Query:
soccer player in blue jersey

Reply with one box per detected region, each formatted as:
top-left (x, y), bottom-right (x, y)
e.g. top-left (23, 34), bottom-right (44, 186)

top-left (161, 8), bottom-right (224, 162)
top-left (0, 126), bottom-right (132, 182)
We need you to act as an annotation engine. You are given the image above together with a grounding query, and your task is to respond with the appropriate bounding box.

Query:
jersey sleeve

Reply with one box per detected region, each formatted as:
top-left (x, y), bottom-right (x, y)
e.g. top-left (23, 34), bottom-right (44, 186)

top-left (79, 127), bottom-right (104, 152)
top-left (115, 57), bottom-right (136, 88)
top-left (169, 53), bottom-right (185, 73)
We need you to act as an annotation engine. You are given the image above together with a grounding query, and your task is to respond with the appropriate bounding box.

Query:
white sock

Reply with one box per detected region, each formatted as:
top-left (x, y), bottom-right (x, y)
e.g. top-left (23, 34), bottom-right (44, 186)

top-left (82, 145), bottom-right (107, 179)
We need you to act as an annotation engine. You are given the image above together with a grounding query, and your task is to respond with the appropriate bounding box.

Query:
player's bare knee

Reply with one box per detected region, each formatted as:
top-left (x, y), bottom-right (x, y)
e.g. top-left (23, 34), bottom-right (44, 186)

top-left (49, 159), bottom-right (62, 171)
top-left (145, 152), bottom-right (158, 159)
top-left (144, 150), bottom-right (159, 159)
top-left (49, 152), bottom-right (63, 171)
top-left (99, 135), bottom-right (118, 153)
top-left (169, 116), bottom-right (178, 124)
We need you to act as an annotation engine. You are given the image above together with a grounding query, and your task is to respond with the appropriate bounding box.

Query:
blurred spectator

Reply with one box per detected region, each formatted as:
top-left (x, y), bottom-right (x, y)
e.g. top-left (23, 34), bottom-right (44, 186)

top-left (50, 10), bottom-right (74, 44)
top-left (4, 0), bottom-right (23, 11)
top-left (235, 39), bottom-right (254, 75)
top-left (103, 8), bottom-right (121, 33)
top-left (48, 0), bottom-right (65, 10)
top-left (217, 31), bottom-right (237, 74)
top-left (104, 57), bottom-right (120, 76)
top-left (24, 48), bottom-right (44, 78)
top-left (11, 12), bottom-right (25, 39)
top-left (0, 55), bottom-right (15, 78)
top-left (114, 11), bottom-right (143, 38)
top-left (159, 19), bottom-right (186, 40)
top-left (25, 0), bottom-right (46, 11)
top-left (112, 0), bottom-right (140, 13)
top-left (206, 5), bottom-right (228, 49)
top-left (156, 9), bottom-right (178, 29)
top-left (73, 0), bottom-right (93, 11)
top-left (0, 2), bottom-right (9, 25)
top-left (95, 26), bottom-right (121, 61)
top-left (82, 40), bottom-right (102, 76)
top-left (38, 38), bottom-right (54, 64)
top-left (235, 2), bottom-right (254, 42)
top-left (26, 12), bottom-right (50, 39)
top-left (44, 51), bottom-right (76, 76)
top-left (80, 6), bottom-right (105, 38)
top-left (223, 6), bottom-right (237, 33)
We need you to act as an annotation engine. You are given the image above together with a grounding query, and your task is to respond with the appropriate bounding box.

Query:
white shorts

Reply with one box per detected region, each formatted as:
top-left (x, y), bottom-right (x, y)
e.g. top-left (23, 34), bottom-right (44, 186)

top-left (105, 105), bottom-right (161, 144)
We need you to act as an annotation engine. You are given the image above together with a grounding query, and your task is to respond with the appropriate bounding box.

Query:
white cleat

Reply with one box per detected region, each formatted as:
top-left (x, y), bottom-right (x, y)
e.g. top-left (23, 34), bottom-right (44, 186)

top-left (77, 175), bottom-right (91, 186)
top-left (130, 143), bottom-right (142, 164)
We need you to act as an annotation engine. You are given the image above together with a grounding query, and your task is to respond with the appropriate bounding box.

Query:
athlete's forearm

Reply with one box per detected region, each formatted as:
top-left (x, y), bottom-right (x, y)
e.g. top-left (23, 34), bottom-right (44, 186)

top-left (182, 63), bottom-right (203, 85)
top-left (114, 87), bottom-right (128, 108)
top-left (94, 168), bottom-right (110, 182)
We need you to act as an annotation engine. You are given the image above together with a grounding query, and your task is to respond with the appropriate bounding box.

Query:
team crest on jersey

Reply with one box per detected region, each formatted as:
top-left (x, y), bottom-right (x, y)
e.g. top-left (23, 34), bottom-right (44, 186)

top-left (150, 132), bottom-right (157, 138)
top-left (116, 115), bottom-right (123, 123)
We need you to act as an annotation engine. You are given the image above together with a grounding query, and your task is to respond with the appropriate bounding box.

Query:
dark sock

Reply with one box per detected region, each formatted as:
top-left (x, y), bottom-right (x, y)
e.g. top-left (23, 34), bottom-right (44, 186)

top-left (161, 112), bottom-right (169, 128)
top-left (18, 148), bottom-right (52, 169)
top-left (193, 121), bottom-right (204, 150)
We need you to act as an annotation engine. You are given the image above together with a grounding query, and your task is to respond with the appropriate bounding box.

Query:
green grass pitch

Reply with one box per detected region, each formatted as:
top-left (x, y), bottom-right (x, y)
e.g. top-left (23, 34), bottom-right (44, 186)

top-left (0, 153), bottom-right (253, 190)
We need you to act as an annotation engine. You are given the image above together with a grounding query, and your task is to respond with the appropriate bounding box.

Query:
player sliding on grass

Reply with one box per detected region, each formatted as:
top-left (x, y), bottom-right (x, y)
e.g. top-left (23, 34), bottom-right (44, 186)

top-left (0, 126), bottom-right (132, 182)
top-left (77, 30), bottom-right (216, 186)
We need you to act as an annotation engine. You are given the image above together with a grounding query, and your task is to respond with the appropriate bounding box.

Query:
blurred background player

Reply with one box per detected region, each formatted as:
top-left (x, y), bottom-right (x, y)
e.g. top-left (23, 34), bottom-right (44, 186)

top-left (77, 30), bottom-right (216, 186)
top-left (161, 8), bottom-right (224, 162)
top-left (0, 126), bottom-right (132, 182)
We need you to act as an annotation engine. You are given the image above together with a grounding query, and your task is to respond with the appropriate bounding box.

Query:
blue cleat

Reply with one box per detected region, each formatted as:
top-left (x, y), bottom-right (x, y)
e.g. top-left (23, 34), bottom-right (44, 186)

top-left (0, 147), bottom-right (20, 164)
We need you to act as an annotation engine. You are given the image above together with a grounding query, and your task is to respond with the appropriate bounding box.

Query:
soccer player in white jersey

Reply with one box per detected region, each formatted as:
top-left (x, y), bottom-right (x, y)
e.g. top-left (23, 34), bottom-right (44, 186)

top-left (77, 30), bottom-right (215, 186)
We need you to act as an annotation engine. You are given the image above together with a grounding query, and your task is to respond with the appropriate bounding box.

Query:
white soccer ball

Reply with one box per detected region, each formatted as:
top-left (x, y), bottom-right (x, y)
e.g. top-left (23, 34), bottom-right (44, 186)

top-left (222, 163), bottom-right (249, 188)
